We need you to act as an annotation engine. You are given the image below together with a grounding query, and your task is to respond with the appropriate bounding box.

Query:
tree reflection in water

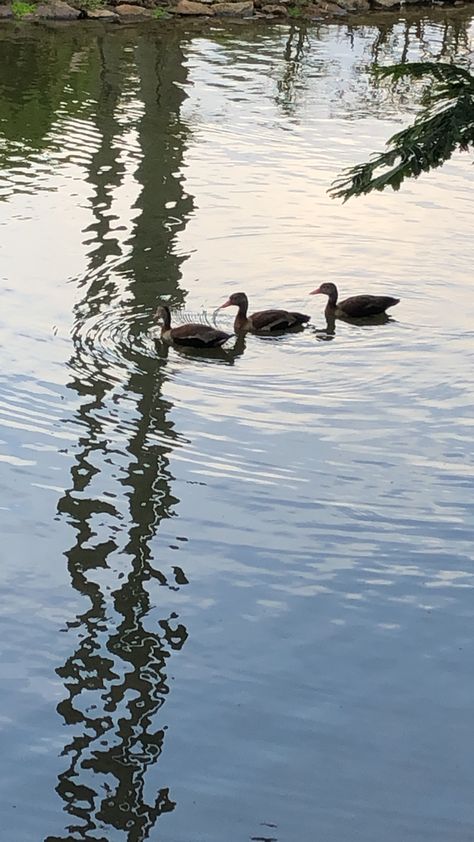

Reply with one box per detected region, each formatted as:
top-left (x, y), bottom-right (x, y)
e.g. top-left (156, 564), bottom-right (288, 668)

top-left (31, 13), bottom-right (472, 842)
top-left (273, 12), bottom-right (473, 118)
top-left (50, 28), bottom-right (193, 842)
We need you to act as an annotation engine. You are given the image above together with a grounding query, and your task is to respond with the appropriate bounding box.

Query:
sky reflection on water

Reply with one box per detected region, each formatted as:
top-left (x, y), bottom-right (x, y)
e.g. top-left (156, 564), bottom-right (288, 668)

top-left (0, 14), bottom-right (473, 842)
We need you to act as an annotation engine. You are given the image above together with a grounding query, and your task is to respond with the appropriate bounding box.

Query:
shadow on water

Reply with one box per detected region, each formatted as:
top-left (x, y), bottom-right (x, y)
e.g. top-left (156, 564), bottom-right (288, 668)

top-left (310, 312), bottom-right (393, 342)
top-left (154, 332), bottom-right (247, 365)
top-left (49, 28), bottom-right (195, 842)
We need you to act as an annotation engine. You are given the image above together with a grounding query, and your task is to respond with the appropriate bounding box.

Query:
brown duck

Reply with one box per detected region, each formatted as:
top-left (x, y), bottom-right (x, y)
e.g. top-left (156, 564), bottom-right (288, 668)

top-left (156, 305), bottom-right (232, 348)
top-left (219, 292), bottom-right (310, 333)
top-left (310, 282), bottom-right (399, 318)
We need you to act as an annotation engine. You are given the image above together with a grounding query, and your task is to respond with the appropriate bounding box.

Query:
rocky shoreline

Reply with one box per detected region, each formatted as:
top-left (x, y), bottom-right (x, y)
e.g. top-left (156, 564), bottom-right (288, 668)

top-left (0, 0), bottom-right (470, 25)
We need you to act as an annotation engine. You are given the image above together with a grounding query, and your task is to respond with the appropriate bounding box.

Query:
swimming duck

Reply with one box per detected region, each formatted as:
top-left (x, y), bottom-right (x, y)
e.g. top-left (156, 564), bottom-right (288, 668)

top-left (310, 283), bottom-right (399, 318)
top-left (156, 305), bottom-right (232, 348)
top-left (219, 292), bottom-right (310, 333)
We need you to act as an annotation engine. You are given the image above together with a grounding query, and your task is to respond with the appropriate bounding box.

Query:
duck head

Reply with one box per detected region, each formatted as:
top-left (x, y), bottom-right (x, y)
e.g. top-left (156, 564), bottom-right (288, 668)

top-left (155, 304), bottom-right (171, 329)
top-left (219, 292), bottom-right (248, 311)
top-left (310, 282), bottom-right (338, 304)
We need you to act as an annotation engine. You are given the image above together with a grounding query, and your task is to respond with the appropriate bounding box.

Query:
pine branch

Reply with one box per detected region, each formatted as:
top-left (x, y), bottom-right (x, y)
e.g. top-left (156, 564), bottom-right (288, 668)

top-left (330, 62), bottom-right (474, 201)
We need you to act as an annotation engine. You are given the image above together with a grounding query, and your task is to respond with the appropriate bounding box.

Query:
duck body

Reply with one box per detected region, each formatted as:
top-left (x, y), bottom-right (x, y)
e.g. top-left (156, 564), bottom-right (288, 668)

top-left (311, 283), bottom-right (399, 318)
top-left (220, 292), bottom-right (310, 333)
top-left (156, 305), bottom-right (232, 349)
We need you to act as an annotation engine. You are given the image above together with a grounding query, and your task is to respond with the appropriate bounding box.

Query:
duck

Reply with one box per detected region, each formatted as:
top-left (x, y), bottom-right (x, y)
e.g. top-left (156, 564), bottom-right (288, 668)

top-left (310, 282), bottom-right (399, 318)
top-left (219, 292), bottom-right (310, 333)
top-left (155, 305), bottom-right (232, 348)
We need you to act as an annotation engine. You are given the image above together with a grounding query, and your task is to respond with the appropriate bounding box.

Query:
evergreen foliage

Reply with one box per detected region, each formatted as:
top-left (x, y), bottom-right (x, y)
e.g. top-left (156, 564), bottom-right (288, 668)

top-left (330, 62), bottom-right (474, 201)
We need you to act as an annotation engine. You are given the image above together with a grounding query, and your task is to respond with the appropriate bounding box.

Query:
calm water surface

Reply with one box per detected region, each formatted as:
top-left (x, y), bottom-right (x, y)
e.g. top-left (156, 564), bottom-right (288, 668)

top-left (1, 13), bottom-right (474, 842)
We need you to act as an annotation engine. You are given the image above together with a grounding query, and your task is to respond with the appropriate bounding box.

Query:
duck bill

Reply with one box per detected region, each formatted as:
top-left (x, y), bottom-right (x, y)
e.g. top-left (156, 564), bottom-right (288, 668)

top-left (309, 287), bottom-right (322, 295)
top-left (219, 299), bottom-right (232, 309)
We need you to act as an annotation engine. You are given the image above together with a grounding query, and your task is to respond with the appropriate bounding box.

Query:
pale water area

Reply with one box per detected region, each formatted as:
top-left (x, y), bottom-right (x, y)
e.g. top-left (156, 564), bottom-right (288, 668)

top-left (0, 12), bottom-right (474, 842)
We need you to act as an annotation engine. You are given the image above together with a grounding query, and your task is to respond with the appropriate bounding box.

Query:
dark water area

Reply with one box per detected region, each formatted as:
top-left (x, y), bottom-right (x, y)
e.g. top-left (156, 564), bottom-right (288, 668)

top-left (0, 13), bottom-right (474, 842)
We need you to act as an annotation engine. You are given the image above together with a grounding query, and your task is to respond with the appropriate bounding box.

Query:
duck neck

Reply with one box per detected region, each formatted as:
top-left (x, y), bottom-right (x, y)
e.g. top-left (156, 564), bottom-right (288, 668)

top-left (234, 300), bottom-right (248, 331)
top-left (161, 306), bottom-right (172, 332)
top-left (326, 288), bottom-right (338, 307)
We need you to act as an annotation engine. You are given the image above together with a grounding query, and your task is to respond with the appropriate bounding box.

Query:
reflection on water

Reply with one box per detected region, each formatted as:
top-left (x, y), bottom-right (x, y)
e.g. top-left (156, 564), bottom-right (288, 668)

top-left (48, 29), bottom-right (194, 841)
top-left (1, 12), bottom-right (474, 842)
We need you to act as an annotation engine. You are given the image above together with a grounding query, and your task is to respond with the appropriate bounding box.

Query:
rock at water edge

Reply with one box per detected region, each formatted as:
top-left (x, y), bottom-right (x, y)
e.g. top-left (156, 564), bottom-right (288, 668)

top-left (212, 0), bottom-right (253, 14)
top-left (87, 6), bottom-right (120, 18)
top-left (174, 0), bottom-right (215, 11)
top-left (335, 0), bottom-right (369, 9)
top-left (115, 3), bottom-right (154, 18)
top-left (261, 3), bottom-right (288, 12)
top-left (32, 0), bottom-right (80, 18)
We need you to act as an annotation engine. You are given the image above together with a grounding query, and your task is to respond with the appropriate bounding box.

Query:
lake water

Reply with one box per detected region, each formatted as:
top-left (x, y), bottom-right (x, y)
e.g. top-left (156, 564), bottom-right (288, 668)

top-left (1, 12), bottom-right (474, 842)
